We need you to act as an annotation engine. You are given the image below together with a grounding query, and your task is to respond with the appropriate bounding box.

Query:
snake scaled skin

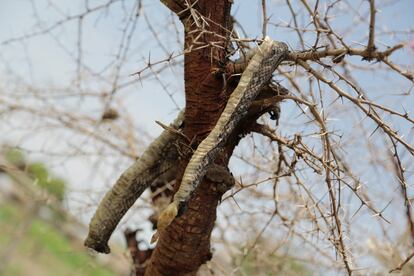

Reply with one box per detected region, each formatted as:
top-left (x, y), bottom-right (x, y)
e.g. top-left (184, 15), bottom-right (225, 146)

top-left (153, 37), bottom-right (288, 241)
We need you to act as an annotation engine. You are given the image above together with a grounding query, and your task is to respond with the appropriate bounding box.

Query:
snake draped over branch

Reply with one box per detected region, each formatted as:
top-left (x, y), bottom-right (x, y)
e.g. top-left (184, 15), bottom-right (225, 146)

top-left (84, 37), bottom-right (288, 252)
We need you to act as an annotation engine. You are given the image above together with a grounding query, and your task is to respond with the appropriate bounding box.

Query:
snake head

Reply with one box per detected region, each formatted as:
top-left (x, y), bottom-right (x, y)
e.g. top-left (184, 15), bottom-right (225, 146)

top-left (272, 41), bottom-right (289, 57)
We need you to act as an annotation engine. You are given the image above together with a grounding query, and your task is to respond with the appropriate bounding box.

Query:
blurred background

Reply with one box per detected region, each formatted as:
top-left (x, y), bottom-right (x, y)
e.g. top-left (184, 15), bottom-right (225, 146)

top-left (0, 0), bottom-right (413, 275)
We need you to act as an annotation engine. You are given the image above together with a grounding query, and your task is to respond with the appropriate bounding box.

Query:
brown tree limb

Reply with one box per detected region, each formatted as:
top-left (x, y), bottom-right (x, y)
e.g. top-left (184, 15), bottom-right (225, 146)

top-left (146, 1), bottom-right (236, 273)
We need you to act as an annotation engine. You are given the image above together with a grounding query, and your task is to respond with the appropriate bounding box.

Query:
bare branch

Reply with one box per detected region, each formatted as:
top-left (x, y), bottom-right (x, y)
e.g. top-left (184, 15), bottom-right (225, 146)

top-left (367, 0), bottom-right (377, 55)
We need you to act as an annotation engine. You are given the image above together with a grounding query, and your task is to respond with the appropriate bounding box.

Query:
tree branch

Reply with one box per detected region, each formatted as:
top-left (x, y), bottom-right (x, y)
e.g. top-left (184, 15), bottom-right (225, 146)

top-left (287, 43), bottom-right (404, 63)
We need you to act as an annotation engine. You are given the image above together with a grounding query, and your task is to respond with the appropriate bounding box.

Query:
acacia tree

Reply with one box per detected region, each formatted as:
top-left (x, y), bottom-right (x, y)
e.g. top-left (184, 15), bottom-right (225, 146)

top-left (1, 0), bottom-right (414, 275)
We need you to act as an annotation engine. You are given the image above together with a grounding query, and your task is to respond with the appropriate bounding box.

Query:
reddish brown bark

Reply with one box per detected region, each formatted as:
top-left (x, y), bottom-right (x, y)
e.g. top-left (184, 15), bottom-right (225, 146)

top-left (144, 4), bottom-right (283, 274)
top-left (145, 1), bottom-right (234, 275)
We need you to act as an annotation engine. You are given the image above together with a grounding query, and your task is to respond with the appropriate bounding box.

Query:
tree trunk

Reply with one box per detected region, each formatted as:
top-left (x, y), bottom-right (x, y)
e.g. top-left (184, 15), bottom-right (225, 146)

top-left (145, 1), bottom-right (234, 275)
